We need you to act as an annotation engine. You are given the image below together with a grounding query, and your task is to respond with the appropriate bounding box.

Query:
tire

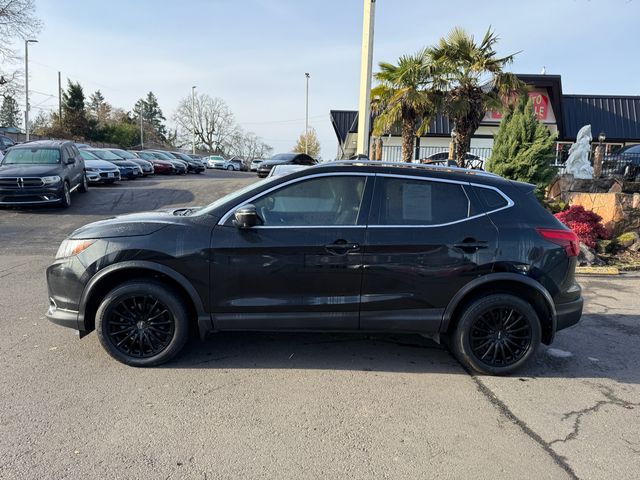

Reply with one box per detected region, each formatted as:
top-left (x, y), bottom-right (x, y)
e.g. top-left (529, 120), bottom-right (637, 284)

top-left (78, 174), bottom-right (89, 193)
top-left (60, 181), bottom-right (71, 208)
top-left (448, 294), bottom-right (541, 376)
top-left (227, 165), bottom-right (233, 171)
top-left (95, 280), bottom-right (190, 367)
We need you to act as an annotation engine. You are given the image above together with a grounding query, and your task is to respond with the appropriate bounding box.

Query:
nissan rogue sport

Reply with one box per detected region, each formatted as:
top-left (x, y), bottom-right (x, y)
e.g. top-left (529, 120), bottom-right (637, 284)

top-left (45, 161), bottom-right (583, 375)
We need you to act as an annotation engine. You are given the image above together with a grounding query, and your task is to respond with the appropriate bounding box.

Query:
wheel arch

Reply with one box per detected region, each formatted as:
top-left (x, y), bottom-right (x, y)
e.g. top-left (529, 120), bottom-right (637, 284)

top-left (78, 261), bottom-right (210, 337)
top-left (442, 273), bottom-right (557, 345)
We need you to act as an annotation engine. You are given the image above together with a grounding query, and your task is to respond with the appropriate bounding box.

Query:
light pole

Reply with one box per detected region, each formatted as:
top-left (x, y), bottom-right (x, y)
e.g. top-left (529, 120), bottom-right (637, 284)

top-left (356, 0), bottom-right (376, 157)
top-left (305, 73), bottom-right (310, 155)
top-left (139, 110), bottom-right (144, 149)
top-left (24, 39), bottom-right (38, 142)
top-left (191, 86), bottom-right (197, 155)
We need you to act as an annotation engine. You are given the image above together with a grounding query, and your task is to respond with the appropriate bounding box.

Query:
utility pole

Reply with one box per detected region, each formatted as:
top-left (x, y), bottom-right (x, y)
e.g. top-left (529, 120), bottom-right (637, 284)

top-left (24, 39), bottom-right (38, 141)
top-left (305, 73), bottom-right (310, 155)
top-left (356, 0), bottom-right (376, 157)
top-left (139, 110), bottom-right (144, 149)
top-left (58, 71), bottom-right (62, 122)
top-left (191, 86), bottom-right (197, 155)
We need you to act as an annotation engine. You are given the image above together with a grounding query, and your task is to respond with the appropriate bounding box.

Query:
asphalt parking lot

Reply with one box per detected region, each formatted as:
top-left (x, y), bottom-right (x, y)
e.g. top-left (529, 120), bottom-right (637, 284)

top-left (1, 173), bottom-right (639, 479)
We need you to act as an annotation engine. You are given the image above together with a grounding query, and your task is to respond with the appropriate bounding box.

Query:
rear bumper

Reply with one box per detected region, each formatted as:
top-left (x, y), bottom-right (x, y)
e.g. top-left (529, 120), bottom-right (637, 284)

top-left (555, 296), bottom-right (583, 332)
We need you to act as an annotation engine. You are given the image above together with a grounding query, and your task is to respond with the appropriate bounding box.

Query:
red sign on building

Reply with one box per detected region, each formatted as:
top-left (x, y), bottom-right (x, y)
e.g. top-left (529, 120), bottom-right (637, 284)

top-left (489, 91), bottom-right (551, 122)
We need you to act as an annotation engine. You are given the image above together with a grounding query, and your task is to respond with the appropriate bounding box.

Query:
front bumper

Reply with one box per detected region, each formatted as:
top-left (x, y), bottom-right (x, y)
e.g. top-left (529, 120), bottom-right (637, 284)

top-left (0, 184), bottom-right (64, 205)
top-left (86, 170), bottom-right (121, 183)
top-left (555, 296), bottom-right (583, 332)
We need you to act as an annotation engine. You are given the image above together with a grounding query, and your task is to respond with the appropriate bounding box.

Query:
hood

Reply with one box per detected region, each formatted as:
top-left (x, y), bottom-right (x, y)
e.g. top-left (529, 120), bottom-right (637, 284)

top-left (69, 209), bottom-right (197, 239)
top-left (109, 160), bottom-right (139, 167)
top-left (0, 164), bottom-right (62, 176)
top-left (85, 159), bottom-right (118, 169)
top-left (259, 159), bottom-right (290, 169)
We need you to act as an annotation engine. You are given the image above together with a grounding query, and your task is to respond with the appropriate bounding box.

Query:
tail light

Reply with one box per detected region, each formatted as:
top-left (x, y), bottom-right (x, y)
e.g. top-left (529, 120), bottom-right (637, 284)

top-left (537, 228), bottom-right (580, 257)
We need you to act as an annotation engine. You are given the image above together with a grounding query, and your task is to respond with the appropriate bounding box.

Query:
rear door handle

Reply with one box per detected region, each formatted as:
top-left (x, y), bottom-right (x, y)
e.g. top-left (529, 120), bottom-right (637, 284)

top-left (453, 238), bottom-right (488, 251)
top-left (325, 240), bottom-right (360, 254)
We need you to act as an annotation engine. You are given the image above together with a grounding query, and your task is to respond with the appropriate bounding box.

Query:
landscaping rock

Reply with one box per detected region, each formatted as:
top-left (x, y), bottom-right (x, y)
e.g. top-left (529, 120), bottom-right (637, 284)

top-left (596, 239), bottom-right (618, 254)
top-left (578, 242), bottom-right (605, 266)
top-left (630, 242), bottom-right (640, 253)
top-left (617, 231), bottom-right (640, 248)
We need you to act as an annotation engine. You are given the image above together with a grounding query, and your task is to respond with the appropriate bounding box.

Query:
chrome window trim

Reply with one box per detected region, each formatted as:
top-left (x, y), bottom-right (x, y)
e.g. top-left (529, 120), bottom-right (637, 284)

top-left (217, 170), bottom-right (515, 229)
top-left (217, 172), bottom-right (374, 226)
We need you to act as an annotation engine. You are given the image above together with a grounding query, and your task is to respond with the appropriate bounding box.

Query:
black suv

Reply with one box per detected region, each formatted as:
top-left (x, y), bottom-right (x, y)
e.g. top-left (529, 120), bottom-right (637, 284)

top-left (46, 161), bottom-right (583, 374)
top-left (0, 140), bottom-right (88, 207)
top-left (257, 152), bottom-right (316, 177)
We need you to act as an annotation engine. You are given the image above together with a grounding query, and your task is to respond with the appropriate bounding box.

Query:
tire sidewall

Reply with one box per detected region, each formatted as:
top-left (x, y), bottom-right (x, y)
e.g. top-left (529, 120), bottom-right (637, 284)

top-left (453, 294), bottom-right (542, 376)
top-left (95, 281), bottom-right (189, 367)
top-left (60, 181), bottom-right (71, 208)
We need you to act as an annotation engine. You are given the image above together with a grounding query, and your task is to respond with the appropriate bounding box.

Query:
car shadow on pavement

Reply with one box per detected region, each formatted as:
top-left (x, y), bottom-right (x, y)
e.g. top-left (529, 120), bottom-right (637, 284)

top-left (170, 332), bottom-right (465, 375)
top-left (1, 187), bottom-right (196, 216)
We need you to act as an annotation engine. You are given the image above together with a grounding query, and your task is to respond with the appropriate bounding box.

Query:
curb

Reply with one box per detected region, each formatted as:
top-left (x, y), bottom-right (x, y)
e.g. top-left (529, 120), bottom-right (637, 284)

top-left (576, 266), bottom-right (620, 275)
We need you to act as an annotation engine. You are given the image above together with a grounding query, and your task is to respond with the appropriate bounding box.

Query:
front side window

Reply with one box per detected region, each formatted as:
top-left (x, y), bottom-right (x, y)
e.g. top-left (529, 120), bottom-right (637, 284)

top-left (252, 175), bottom-right (366, 227)
top-left (374, 177), bottom-right (471, 226)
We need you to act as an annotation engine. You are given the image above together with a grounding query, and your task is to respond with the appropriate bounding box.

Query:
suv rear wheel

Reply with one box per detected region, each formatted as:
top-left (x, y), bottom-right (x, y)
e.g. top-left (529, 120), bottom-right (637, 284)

top-left (78, 174), bottom-right (89, 193)
top-left (95, 280), bottom-right (190, 367)
top-left (449, 294), bottom-right (541, 375)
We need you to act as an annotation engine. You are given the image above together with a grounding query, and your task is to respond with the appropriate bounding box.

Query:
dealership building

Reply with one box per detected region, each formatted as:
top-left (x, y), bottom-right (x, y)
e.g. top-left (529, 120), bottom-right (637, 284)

top-left (330, 74), bottom-right (640, 161)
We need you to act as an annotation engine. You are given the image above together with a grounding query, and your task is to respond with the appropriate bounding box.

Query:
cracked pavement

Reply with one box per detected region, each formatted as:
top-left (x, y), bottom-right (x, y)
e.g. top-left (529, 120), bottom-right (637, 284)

top-left (1, 174), bottom-right (639, 479)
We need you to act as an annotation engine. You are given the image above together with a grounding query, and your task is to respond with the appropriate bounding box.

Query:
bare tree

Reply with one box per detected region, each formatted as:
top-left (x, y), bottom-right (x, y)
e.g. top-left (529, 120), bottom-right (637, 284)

top-left (228, 130), bottom-right (273, 164)
top-left (0, 0), bottom-right (42, 61)
top-left (173, 93), bottom-right (239, 152)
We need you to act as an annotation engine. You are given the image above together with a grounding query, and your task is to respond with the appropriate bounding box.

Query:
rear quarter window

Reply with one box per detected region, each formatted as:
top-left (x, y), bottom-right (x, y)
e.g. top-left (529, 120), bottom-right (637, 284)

top-left (470, 186), bottom-right (509, 212)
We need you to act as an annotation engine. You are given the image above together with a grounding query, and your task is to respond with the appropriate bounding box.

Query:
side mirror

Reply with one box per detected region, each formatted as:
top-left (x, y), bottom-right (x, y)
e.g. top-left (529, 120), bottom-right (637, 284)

top-left (67, 157), bottom-right (76, 165)
top-left (233, 204), bottom-right (260, 229)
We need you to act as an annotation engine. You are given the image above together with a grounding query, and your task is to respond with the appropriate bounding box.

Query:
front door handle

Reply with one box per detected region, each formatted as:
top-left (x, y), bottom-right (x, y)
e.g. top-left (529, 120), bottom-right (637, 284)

top-left (325, 240), bottom-right (360, 254)
top-left (453, 238), bottom-right (488, 252)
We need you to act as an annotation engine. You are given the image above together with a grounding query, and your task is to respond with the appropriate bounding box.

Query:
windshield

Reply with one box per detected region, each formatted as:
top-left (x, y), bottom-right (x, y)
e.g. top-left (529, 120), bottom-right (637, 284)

top-left (1, 148), bottom-right (61, 165)
top-left (112, 149), bottom-right (136, 159)
top-left (194, 176), bottom-right (279, 216)
top-left (173, 152), bottom-right (192, 161)
top-left (137, 152), bottom-right (155, 160)
top-left (80, 150), bottom-right (100, 161)
top-left (158, 151), bottom-right (177, 159)
top-left (150, 151), bottom-right (172, 160)
top-left (90, 149), bottom-right (122, 160)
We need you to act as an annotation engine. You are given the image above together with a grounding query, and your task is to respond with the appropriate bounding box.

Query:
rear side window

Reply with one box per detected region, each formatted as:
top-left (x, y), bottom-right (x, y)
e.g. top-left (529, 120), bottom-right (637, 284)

top-left (373, 177), bottom-right (472, 226)
top-left (470, 186), bottom-right (509, 212)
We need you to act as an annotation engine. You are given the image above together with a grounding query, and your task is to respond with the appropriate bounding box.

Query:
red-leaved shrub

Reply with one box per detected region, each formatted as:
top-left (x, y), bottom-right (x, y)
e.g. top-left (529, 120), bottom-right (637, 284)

top-left (554, 205), bottom-right (610, 248)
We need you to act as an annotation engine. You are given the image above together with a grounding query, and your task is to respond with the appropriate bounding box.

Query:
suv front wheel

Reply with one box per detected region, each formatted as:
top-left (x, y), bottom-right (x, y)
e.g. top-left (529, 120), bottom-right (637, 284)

top-left (95, 280), bottom-right (190, 367)
top-left (449, 294), bottom-right (541, 375)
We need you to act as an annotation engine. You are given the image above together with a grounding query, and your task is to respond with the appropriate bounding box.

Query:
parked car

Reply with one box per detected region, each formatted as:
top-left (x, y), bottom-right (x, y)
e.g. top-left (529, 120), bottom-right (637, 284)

top-left (87, 149), bottom-right (141, 179)
top-left (144, 151), bottom-right (188, 174)
top-left (135, 151), bottom-right (175, 175)
top-left (420, 151), bottom-right (486, 169)
top-left (106, 149), bottom-right (154, 177)
top-left (80, 149), bottom-right (121, 184)
top-left (602, 144), bottom-right (640, 181)
top-left (206, 155), bottom-right (229, 169)
top-left (170, 151), bottom-right (206, 173)
top-left (250, 158), bottom-right (265, 171)
top-left (0, 135), bottom-right (16, 153)
top-left (257, 152), bottom-right (316, 178)
top-left (187, 154), bottom-right (205, 162)
top-left (0, 140), bottom-right (88, 207)
top-left (45, 160), bottom-right (583, 374)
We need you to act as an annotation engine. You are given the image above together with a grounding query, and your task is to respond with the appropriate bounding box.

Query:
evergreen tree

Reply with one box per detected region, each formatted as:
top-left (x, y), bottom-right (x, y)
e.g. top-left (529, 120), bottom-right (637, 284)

top-left (88, 90), bottom-right (111, 126)
top-left (134, 91), bottom-right (166, 141)
top-left (0, 95), bottom-right (20, 127)
top-left (62, 80), bottom-right (89, 137)
top-left (486, 97), bottom-right (557, 198)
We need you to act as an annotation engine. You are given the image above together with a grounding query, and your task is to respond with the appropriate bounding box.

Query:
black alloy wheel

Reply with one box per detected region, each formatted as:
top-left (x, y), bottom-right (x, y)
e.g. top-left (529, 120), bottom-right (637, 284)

top-left (449, 294), bottom-right (541, 375)
top-left (61, 181), bottom-right (71, 208)
top-left (96, 281), bottom-right (189, 366)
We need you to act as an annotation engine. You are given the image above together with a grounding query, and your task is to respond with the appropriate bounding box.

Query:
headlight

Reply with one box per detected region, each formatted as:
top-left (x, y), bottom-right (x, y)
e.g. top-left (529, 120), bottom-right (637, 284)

top-left (42, 175), bottom-right (61, 185)
top-left (55, 239), bottom-right (96, 259)
top-left (86, 168), bottom-right (98, 172)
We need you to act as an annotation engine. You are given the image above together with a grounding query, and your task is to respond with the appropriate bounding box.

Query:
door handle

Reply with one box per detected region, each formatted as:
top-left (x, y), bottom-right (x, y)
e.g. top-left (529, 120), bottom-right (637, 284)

top-left (453, 238), bottom-right (488, 251)
top-left (325, 240), bottom-right (360, 254)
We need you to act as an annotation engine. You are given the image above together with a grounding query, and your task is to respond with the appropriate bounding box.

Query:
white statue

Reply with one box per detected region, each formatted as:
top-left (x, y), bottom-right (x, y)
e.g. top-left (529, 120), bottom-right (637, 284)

top-left (565, 125), bottom-right (594, 179)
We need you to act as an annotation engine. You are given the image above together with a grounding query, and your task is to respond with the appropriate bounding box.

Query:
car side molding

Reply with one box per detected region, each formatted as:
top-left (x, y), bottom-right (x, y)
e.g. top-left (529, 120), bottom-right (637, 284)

top-left (440, 272), bottom-right (557, 337)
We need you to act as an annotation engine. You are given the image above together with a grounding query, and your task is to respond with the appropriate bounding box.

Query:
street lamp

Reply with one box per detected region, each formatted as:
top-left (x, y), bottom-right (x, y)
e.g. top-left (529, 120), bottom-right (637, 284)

top-left (304, 73), bottom-right (310, 155)
top-left (191, 86), bottom-right (197, 155)
top-left (24, 39), bottom-right (38, 142)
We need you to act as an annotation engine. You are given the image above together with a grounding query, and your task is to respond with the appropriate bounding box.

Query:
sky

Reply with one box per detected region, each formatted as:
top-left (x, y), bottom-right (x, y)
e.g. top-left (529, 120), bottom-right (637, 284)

top-left (13, 0), bottom-right (640, 157)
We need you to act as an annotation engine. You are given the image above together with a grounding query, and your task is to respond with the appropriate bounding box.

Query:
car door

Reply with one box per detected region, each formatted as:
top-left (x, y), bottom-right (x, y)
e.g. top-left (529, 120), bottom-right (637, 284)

top-left (210, 173), bottom-right (373, 330)
top-left (70, 145), bottom-right (85, 184)
top-left (360, 174), bottom-right (499, 332)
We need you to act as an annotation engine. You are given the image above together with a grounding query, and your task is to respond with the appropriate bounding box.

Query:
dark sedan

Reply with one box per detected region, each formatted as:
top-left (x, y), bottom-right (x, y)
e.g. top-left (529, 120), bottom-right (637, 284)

top-left (107, 149), bottom-right (155, 177)
top-left (170, 151), bottom-right (206, 173)
top-left (135, 152), bottom-right (175, 175)
top-left (602, 145), bottom-right (640, 181)
top-left (257, 152), bottom-right (316, 178)
top-left (142, 151), bottom-right (187, 174)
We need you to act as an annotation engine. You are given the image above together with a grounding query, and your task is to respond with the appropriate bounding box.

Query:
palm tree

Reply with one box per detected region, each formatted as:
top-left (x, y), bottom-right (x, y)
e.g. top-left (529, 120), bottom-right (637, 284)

top-left (371, 49), bottom-right (440, 163)
top-left (430, 27), bottom-right (524, 168)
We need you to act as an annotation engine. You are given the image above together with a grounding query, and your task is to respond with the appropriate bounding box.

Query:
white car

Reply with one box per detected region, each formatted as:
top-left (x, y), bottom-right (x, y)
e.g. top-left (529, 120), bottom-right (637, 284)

top-left (250, 159), bottom-right (264, 171)
top-left (207, 156), bottom-right (241, 170)
top-left (267, 164), bottom-right (310, 178)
